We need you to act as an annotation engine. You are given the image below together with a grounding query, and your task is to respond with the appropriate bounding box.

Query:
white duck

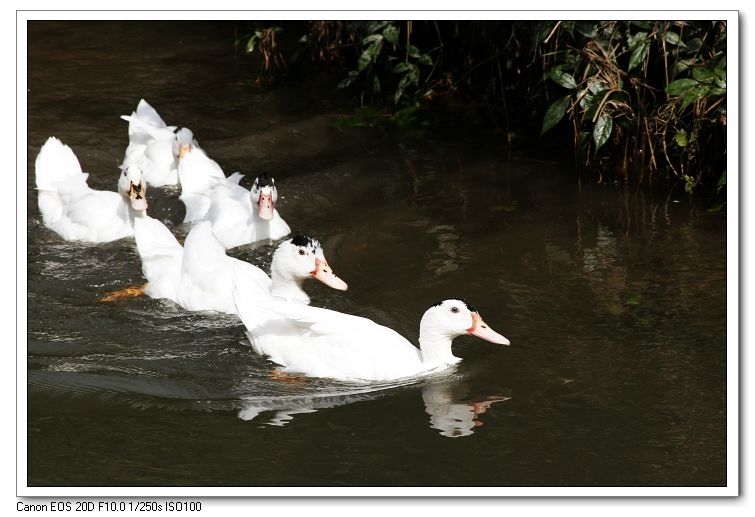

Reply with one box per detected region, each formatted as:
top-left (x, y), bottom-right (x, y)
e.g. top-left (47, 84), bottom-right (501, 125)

top-left (232, 292), bottom-right (510, 382)
top-left (176, 143), bottom-right (229, 224)
top-left (206, 172), bottom-right (292, 249)
top-left (177, 141), bottom-right (291, 248)
top-left (35, 137), bottom-right (148, 243)
top-left (120, 99), bottom-right (194, 187)
top-left (134, 218), bottom-right (346, 314)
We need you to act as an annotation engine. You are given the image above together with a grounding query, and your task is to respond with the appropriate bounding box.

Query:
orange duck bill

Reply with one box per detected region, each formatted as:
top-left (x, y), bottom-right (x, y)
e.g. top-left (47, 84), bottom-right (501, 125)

top-left (311, 258), bottom-right (348, 290)
top-left (467, 313), bottom-right (510, 345)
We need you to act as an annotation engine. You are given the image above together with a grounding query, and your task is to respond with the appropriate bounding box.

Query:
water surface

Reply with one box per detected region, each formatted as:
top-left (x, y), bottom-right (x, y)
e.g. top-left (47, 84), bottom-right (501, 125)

top-left (26, 21), bottom-right (726, 487)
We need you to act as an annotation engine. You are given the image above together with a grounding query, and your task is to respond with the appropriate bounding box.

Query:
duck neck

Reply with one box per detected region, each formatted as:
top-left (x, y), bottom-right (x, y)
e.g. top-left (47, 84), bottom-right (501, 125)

top-left (131, 207), bottom-right (147, 219)
top-left (252, 209), bottom-right (271, 223)
top-left (418, 328), bottom-right (459, 368)
top-left (270, 266), bottom-right (309, 304)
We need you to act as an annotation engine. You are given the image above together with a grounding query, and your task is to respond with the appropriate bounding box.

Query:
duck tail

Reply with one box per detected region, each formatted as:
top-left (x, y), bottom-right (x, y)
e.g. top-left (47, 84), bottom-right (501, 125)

top-left (133, 215), bottom-right (183, 301)
top-left (134, 99), bottom-right (169, 128)
top-left (121, 114), bottom-right (175, 142)
top-left (34, 137), bottom-right (86, 192)
top-left (227, 172), bottom-right (245, 185)
top-left (35, 137), bottom-right (90, 228)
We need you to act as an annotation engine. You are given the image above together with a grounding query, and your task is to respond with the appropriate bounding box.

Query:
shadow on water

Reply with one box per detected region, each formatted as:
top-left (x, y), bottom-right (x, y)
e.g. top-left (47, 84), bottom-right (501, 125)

top-left (26, 21), bottom-right (726, 487)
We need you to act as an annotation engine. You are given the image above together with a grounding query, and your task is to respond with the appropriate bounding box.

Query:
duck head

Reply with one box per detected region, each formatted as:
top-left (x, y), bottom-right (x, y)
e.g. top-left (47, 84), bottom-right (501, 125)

top-left (420, 299), bottom-right (509, 345)
top-left (271, 234), bottom-right (348, 300)
top-left (250, 173), bottom-right (278, 221)
top-left (174, 127), bottom-right (195, 160)
top-left (118, 165), bottom-right (148, 211)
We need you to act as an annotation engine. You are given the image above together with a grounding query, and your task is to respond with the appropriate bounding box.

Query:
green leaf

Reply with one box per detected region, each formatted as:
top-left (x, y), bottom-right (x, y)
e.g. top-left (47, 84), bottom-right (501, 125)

top-left (394, 65), bottom-right (419, 104)
top-left (357, 40), bottom-right (383, 72)
top-left (593, 113), bottom-right (613, 152)
top-left (368, 40), bottom-right (383, 58)
top-left (673, 129), bottom-right (689, 147)
top-left (665, 31), bottom-right (681, 45)
top-left (717, 171), bottom-right (727, 191)
top-left (357, 50), bottom-right (372, 72)
top-left (392, 62), bottom-right (412, 74)
top-left (587, 78), bottom-right (608, 95)
top-left (709, 87), bottom-right (727, 96)
top-left (583, 89), bottom-right (610, 121)
top-left (337, 70), bottom-right (360, 89)
top-left (408, 64), bottom-right (420, 82)
top-left (536, 22), bottom-right (555, 44)
top-left (707, 201), bottom-right (726, 213)
top-left (407, 45), bottom-right (420, 58)
top-left (685, 37), bottom-right (703, 53)
top-left (692, 67), bottom-right (716, 84)
top-left (628, 40), bottom-right (649, 72)
top-left (390, 105), bottom-right (419, 127)
top-left (562, 21), bottom-right (575, 38)
top-left (683, 174), bottom-right (698, 193)
top-left (383, 25), bottom-right (399, 45)
top-left (578, 90), bottom-right (593, 110)
top-left (368, 21), bottom-right (390, 33)
top-left (362, 34), bottom-right (383, 46)
top-left (680, 85), bottom-right (709, 110)
top-left (627, 31), bottom-right (648, 50)
top-left (573, 21), bottom-right (597, 38)
top-left (615, 116), bottom-right (632, 130)
top-left (629, 21), bottom-right (653, 30)
top-left (549, 68), bottom-right (578, 89)
top-left (394, 64), bottom-right (419, 105)
top-left (337, 77), bottom-right (355, 89)
top-left (418, 54), bottom-right (433, 66)
top-left (541, 95), bottom-right (571, 135)
top-left (394, 75), bottom-right (412, 105)
top-left (674, 58), bottom-right (695, 74)
top-left (713, 67), bottom-right (726, 88)
top-left (666, 78), bottom-right (698, 97)
top-left (245, 35), bottom-right (259, 53)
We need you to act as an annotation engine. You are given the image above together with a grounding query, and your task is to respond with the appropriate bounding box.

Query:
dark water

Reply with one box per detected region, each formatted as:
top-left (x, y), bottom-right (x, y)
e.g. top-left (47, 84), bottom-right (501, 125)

top-left (26, 21), bottom-right (727, 487)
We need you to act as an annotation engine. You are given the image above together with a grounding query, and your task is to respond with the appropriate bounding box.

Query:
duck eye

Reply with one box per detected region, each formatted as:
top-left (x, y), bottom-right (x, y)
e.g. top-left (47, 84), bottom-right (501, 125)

top-left (298, 249), bottom-right (305, 256)
top-left (450, 307), bottom-right (459, 314)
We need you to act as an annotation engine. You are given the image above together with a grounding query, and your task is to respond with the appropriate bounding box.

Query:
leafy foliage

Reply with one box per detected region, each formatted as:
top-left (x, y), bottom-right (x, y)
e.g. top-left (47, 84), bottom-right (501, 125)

top-left (541, 95), bottom-right (571, 135)
top-left (335, 21), bottom-right (436, 108)
top-left (538, 20), bottom-right (727, 191)
top-left (237, 20), bottom-right (727, 194)
top-left (239, 26), bottom-right (285, 76)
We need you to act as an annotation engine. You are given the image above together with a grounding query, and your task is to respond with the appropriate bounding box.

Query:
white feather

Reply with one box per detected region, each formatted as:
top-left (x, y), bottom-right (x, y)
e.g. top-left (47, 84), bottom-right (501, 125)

top-left (35, 137), bottom-right (139, 243)
top-left (133, 215), bottom-right (183, 301)
top-left (120, 99), bottom-right (180, 187)
top-left (177, 146), bottom-right (226, 223)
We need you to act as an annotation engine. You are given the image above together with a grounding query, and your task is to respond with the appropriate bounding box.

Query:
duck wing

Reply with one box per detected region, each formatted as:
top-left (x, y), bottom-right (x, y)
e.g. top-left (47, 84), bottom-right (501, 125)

top-left (134, 215), bottom-right (183, 301)
top-left (233, 289), bottom-right (423, 381)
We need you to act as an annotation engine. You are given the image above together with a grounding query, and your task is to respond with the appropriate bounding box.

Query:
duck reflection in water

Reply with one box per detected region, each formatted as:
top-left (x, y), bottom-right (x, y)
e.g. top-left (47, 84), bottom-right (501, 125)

top-left (422, 382), bottom-right (511, 438)
top-left (237, 379), bottom-right (511, 438)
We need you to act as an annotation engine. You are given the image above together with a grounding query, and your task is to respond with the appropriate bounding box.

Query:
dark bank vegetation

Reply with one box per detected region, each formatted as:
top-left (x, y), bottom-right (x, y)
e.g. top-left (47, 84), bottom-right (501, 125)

top-left (235, 20), bottom-right (727, 198)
